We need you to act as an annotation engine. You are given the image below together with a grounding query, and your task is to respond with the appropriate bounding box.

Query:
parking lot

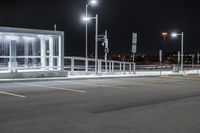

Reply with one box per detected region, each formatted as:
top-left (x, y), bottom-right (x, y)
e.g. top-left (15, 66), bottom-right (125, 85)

top-left (1, 76), bottom-right (200, 133)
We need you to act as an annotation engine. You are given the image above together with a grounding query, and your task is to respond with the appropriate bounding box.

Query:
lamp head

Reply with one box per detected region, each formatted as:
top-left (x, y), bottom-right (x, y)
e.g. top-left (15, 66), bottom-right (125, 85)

top-left (162, 32), bottom-right (168, 36)
top-left (83, 17), bottom-right (91, 21)
top-left (90, 0), bottom-right (97, 5)
top-left (171, 33), bottom-right (178, 37)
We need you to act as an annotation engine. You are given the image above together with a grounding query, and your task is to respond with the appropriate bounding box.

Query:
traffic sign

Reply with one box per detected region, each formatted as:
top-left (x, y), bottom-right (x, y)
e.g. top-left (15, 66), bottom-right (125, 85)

top-left (132, 33), bottom-right (137, 44)
top-left (132, 45), bottom-right (137, 53)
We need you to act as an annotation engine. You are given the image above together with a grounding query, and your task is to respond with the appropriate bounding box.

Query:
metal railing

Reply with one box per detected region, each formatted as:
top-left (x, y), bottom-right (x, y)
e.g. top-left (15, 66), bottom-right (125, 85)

top-left (64, 56), bottom-right (135, 74)
top-left (1, 55), bottom-right (199, 74)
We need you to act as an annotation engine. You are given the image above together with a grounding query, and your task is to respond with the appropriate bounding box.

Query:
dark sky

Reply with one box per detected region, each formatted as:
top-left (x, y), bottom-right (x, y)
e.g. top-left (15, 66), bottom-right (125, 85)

top-left (0, 0), bottom-right (200, 56)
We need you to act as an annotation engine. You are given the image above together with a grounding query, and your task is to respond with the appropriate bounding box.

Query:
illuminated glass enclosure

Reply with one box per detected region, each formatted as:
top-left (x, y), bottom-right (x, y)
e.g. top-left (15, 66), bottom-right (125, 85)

top-left (0, 27), bottom-right (64, 72)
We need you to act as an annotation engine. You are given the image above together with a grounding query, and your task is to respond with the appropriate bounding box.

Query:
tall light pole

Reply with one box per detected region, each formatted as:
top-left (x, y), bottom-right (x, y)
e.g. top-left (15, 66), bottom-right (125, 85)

top-left (85, 0), bottom-right (97, 72)
top-left (83, 14), bottom-right (98, 74)
top-left (171, 32), bottom-right (184, 71)
top-left (95, 14), bottom-right (98, 74)
top-left (161, 32), bottom-right (167, 73)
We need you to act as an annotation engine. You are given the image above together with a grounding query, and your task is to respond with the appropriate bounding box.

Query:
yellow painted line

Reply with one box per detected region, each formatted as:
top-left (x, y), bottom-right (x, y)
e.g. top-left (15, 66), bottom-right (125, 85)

top-left (15, 83), bottom-right (86, 93)
top-left (0, 91), bottom-right (26, 98)
top-left (56, 81), bottom-right (128, 89)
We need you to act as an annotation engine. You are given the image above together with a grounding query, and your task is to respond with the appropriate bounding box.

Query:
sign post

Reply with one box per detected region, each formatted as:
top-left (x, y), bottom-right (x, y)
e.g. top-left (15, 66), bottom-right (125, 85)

top-left (178, 51), bottom-right (180, 71)
top-left (159, 50), bottom-right (162, 76)
top-left (197, 53), bottom-right (199, 73)
top-left (192, 54), bottom-right (195, 71)
top-left (132, 33), bottom-right (137, 74)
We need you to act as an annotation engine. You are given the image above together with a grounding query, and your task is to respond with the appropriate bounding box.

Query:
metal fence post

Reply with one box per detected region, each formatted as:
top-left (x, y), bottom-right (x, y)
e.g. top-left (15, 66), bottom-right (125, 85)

top-left (133, 63), bottom-right (136, 74)
top-left (106, 62), bottom-right (108, 73)
top-left (109, 61), bottom-right (112, 73)
top-left (123, 62), bottom-right (126, 74)
top-left (120, 62), bottom-right (122, 73)
top-left (71, 58), bottom-right (74, 72)
top-left (112, 61), bottom-right (114, 73)
top-left (98, 60), bottom-right (102, 74)
top-left (129, 63), bottom-right (131, 74)
top-left (85, 58), bottom-right (88, 72)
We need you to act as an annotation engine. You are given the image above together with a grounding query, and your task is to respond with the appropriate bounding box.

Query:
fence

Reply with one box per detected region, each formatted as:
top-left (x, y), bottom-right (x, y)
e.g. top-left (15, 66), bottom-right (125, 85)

top-left (64, 56), bottom-right (135, 74)
top-left (1, 56), bottom-right (199, 74)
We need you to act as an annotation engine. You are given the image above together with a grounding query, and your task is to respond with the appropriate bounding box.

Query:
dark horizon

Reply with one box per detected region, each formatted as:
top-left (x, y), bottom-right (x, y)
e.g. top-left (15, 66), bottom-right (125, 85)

top-left (0, 0), bottom-right (199, 57)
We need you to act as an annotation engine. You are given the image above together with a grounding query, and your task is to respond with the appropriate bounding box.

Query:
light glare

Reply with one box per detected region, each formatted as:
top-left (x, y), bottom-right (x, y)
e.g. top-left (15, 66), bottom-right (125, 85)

top-left (83, 17), bottom-right (91, 21)
top-left (90, 0), bottom-right (97, 5)
top-left (171, 33), bottom-right (178, 37)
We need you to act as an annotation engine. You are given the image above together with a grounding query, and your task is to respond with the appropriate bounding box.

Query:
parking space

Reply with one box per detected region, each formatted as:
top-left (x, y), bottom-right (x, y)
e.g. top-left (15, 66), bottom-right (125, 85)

top-left (1, 76), bottom-right (200, 133)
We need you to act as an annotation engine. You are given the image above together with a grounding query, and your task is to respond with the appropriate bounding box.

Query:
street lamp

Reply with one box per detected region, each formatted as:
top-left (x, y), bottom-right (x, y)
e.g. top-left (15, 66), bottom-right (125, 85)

top-left (171, 32), bottom-right (184, 72)
top-left (90, 0), bottom-right (97, 5)
top-left (83, 15), bottom-right (98, 74)
top-left (162, 32), bottom-right (168, 40)
top-left (85, 0), bottom-right (98, 72)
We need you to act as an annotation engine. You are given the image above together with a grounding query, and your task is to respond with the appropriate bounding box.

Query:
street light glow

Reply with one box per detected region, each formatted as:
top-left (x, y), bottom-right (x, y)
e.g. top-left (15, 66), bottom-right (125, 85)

top-left (171, 33), bottom-right (178, 37)
top-left (89, 0), bottom-right (97, 5)
top-left (83, 17), bottom-right (91, 21)
top-left (162, 32), bottom-right (168, 36)
top-left (162, 32), bottom-right (168, 40)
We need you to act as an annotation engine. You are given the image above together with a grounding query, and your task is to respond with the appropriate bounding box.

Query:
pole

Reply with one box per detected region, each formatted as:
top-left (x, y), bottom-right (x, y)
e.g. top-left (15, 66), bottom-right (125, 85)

top-left (197, 53), bottom-right (200, 66)
top-left (181, 32), bottom-right (184, 72)
top-left (197, 53), bottom-right (200, 73)
top-left (178, 51), bottom-right (180, 71)
top-left (192, 54), bottom-right (194, 71)
top-left (105, 52), bottom-right (108, 72)
top-left (159, 50), bottom-right (162, 76)
top-left (133, 53), bottom-right (135, 74)
top-left (85, 5), bottom-right (88, 72)
top-left (105, 30), bottom-right (108, 73)
top-left (95, 14), bottom-right (98, 74)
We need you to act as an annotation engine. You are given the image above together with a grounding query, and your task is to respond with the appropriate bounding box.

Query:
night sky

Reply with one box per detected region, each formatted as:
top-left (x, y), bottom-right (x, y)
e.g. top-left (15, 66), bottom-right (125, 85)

top-left (0, 0), bottom-right (199, 56)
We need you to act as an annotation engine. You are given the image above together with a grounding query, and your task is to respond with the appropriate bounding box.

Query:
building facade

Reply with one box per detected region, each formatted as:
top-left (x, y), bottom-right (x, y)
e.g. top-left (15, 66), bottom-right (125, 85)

top-left (0, 27), bottom-right (64, 73)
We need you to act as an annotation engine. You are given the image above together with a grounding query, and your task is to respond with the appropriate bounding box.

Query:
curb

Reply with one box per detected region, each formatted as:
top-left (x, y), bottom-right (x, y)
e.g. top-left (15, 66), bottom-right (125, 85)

top-left (0, 72), bottom-right (199, 83)
top-left (0, 74), bottom-right (160, 83)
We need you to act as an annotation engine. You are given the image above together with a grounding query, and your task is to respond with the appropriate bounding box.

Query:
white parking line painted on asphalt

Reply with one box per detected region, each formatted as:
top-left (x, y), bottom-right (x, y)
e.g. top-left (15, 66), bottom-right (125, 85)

top-left (89, 79), bottom-right (161, 87)
top-left (55, 81), bottom-right (128, 90)
top-left (15, 83), bottom-right (87, 93)
top-left (0, 91), bottom-right (26, 98)
top-left (161, 76), bottom-right (200, 81)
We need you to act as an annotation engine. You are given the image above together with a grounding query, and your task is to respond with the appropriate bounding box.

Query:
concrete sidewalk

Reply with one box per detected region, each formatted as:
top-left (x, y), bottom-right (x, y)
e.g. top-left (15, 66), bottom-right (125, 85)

top-left (0, 70), bottom-right (199, 83)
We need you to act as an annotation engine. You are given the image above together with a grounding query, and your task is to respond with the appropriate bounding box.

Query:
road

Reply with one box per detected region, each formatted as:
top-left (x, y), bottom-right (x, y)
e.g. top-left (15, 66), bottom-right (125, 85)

top-left (1, 76), bottom-right (200, 133)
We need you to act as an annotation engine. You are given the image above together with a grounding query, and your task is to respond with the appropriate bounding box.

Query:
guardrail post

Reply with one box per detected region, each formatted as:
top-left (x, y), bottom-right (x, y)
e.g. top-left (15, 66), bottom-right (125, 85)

top-left (123, 62), bottom-right (126, 74)
top-left (109, 61), bottom-right (112, 73)
top-left (85, 58), bottom-right (88, 72)
top-left (98, 60), bottom-right (102, 74)
top-left (120, 62), bottom-right (122, 73)
top-left (105, 61), bottom-right (108, 73)
top-left (129, 63), bottom-right (131, 74)
top-left (71, 58), bottom-right (74, 72)
top-left (133, 63), bottom-right (136, 74)
top-left (112, 61), bottom-right (114, 73)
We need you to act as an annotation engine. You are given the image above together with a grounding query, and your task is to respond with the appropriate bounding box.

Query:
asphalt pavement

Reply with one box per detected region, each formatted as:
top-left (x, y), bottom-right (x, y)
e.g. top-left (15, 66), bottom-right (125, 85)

top-left (1, 76), bottom-right (200, 133)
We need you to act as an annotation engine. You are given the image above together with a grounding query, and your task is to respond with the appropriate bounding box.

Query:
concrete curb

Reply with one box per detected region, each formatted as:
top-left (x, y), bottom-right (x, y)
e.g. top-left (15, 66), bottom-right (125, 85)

top-left (0, 71), bottom-right (199, 83)
top-left (0, 75), bottom-right (160, 83)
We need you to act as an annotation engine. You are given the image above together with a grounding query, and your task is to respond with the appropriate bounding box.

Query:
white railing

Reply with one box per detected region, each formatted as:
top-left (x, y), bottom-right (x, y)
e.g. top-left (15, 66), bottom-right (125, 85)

top-left (1, 55), bottom-right (199, 74)
top-left (64, 56), bottom-right (135, 74)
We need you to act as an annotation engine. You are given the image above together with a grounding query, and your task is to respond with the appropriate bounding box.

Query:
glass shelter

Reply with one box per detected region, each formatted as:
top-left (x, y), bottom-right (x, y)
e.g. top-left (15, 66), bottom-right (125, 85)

top-left (0, 27), bottom-right (64, 72)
